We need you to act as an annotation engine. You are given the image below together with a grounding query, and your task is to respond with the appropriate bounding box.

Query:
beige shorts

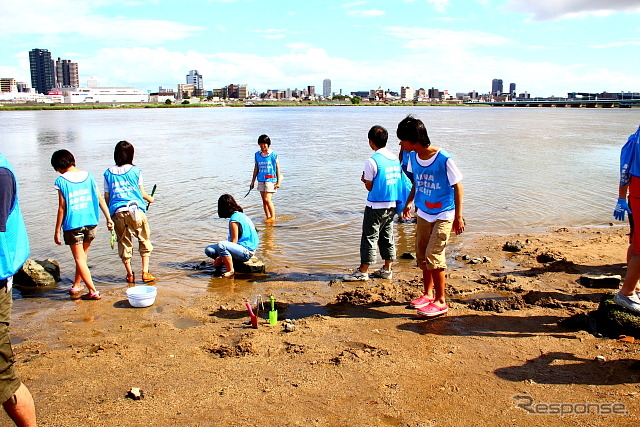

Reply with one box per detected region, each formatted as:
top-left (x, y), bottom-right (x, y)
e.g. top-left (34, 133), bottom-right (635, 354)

top-left (63, 225), bottom-right (97, 246)
top-left (258, 181), bottom-right (277, 193)
top-left (416, 217), bottom-right (452, 270)
top-left (113, 210), bottom-right (153, 261)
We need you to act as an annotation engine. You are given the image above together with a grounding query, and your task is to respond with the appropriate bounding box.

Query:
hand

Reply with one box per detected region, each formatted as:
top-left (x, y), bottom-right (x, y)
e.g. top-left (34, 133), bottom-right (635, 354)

top-left (614, 198), bottom-right (632, 221)
top-left (147, 196), bottom-right (154, 204)
top-left (453, 216), bottom-right (465, 235)
top-left (275, 182), bottom-right (281, 189)
top-left (106, 220), bottom-right (114, 231)
top-left (249, 183), bottom-right (255, 190)
top-left (54, 230), bottom-right (62, 245)
top-left (402, 204), bottom-right (413, 221)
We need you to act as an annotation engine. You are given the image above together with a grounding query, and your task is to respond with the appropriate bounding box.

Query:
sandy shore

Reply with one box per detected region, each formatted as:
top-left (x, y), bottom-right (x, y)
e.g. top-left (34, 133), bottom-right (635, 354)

top-left (2, 225), bottom-right (639, 426)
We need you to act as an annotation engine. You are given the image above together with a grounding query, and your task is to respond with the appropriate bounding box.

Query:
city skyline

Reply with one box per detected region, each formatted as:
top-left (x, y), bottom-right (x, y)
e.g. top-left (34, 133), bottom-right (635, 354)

top-left (2, 1), bottom-right (640, 96)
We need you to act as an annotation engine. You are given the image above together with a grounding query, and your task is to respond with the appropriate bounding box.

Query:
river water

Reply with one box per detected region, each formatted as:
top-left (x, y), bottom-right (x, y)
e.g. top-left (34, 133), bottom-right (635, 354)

top-left (1, 106), bottom-right (638, 299)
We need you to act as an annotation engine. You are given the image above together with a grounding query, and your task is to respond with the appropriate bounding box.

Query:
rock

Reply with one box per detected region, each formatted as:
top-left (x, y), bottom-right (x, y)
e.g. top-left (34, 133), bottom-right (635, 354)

top-left (482, 256), bottom-right (492, 263)
top-left (502, 241), bottom-right (525, 252)
top-left (13, 259), bottom-right (60, 287)
top-left (579, 275), bottom-right (622, 289)
top-left (469, 258), bottom-right (483, 264)
top-left (461, 255), bottom-right (470, 261)
top-left (536, 251), bottom-right (564, 263)
top-left (400, 252), bottom-right (416, 260)
top-left (126, 387), bottom-right (144, 400)
top-left (233, 256), bottom-right (265, 274)
top-left (596, 293), bottom-right (640, 338)
top-left (595, 355), bottom-right (606, 363)
top-left (283, 319), bottom-right (296, 332)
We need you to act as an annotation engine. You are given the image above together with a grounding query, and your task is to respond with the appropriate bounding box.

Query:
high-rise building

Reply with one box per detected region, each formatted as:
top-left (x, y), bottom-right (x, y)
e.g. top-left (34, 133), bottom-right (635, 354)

top-left (491, 78), bottom-right (503, 95)
top-left (308, 85), bottom-right (315, 96)
top-left (186, 70), bottom-right (203, 96)
top-left (56, 58), bottom-right (79, 88)
top-left (401, 86), bottom-right (414, 100)
top-left (0, 78), bottom-right (17, 93)
top-left (29, 48), bottom-right (56, 94)
top-left (323, 79), bottom-right (331, 97)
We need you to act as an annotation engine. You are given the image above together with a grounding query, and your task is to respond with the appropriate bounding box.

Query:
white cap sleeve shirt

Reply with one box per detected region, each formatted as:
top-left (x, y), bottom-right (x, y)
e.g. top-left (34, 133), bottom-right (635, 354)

top-left (364, 147), bottom-right (398, 209)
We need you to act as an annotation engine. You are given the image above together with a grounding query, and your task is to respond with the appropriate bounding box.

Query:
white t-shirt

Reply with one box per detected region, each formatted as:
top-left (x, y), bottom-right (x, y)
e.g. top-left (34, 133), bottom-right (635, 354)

top-left (102, 165), bottom-right (145, 193)
top-left (364, 147), bottom-right (397, 209)
top-left (407, 150), bottom-right (463, 222)
top-left (54, 170), bottom-right (100, 194)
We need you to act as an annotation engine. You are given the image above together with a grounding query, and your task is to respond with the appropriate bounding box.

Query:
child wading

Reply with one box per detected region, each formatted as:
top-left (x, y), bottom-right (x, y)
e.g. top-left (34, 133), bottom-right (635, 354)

top-left (343, 125), bottom-right (405, 282)
top-left (249, 134), bottom-right (282, 222)
top-left (51, 150), bottom-right (113, 300)
top-left (398, 115), bottom-right (465, 318)
top-left (204, 194), bottom-right (259, 278)
top-left (103, 141), bottom-right (156, 284)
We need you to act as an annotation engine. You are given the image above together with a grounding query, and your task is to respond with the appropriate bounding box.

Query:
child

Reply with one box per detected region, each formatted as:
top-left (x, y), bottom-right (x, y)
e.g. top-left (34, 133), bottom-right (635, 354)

top-left (204, 194), bottom-right (259, 278)
top-left (103, 141), bottom-right (155, 284)
top-left (51, 149), bottom-right (113, 300)
top-left (249, 134), bottom-right (282, 222)
top-left (398, 115), bottom-right (464, 317)
top-left (343, 125), bottom-right (403, 281)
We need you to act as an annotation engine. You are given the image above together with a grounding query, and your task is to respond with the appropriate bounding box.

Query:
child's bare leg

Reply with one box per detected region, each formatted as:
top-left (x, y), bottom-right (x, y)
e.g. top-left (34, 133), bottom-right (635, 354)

top-left (220, 256), bottom-right (234, 278)
top-left (70, 243), bottom-right (97, 294)
top-left (421, 265), bottom-right (434, 298)
top-left (71, 240), bottom-right (93, 290)
top-left (141, 254), bottom-right (150, 273)
top-left (261, 191), bottom-right (275, 221)
top-left (431, 268), bottom-right (447, 305)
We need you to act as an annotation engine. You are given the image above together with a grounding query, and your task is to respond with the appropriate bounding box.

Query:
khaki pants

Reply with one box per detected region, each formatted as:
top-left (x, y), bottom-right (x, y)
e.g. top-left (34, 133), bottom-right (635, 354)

top-left (113, 210), bottom-right (153, 261)
top-left (416, 217), bottom-right (452, 270)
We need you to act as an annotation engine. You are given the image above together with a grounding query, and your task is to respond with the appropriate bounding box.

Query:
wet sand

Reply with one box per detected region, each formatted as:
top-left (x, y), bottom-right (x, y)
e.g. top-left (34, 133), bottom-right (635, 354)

top-left (2, 225), bottom-right (639, 426)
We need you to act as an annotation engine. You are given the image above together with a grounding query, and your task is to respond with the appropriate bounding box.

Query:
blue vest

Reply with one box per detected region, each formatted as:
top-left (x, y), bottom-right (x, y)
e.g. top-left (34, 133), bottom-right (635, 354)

top-left (230, 212), bottom-right (259, 252)
top-left (0, 156), bottom-right (30, 280)
top-left (620, 125), bottom-right (640, 185)
top-left (255, 151), bottom-right (278, 182)
top-left (367, 153), bottom-right (403, 203)
top-left (410, 150), bottom-right (455, 215)
top-left (104, 166), bottom-right (146, 216)
top-left (55, 173), bottom-right (100, 231)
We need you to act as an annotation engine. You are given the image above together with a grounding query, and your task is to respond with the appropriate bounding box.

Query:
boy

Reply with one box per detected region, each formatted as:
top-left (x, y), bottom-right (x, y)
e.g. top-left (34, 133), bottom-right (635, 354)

top-left (51, 150), bottom-right (113, 300)
top-left (344, 125), bottom-right (403, 281)
top-left (398, 116), bottom-right (464, 317)
top-left (249, 134), bottom-right (282, 222)
top-left (0, 154), bottom-right (37, 426)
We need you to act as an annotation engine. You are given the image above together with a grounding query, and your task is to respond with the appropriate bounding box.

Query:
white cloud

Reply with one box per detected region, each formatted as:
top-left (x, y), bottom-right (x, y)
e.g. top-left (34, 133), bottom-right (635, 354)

top-left (347, 9), bottom-right (385, 17)
top-left (504, 0), bottom-right (640, 21)
top-left (385, 26), bottom-right (512, 53)
top-left (428, 0), bottom-right (450, 13)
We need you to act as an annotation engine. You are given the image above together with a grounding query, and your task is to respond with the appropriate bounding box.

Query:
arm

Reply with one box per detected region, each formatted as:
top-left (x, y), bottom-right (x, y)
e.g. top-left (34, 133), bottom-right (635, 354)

top-left (614, 183), bottom-right (632, 220)
top-left (139, 184), bottom-right (154, 204)
top-left (362, 172), bottom-right (373, 191)
top-left (229, 221), bottom-right (240, 243)
top-left (402, 184), bottom-right (416, 220)
top-left (250, 163), bottom-right (258, 189)
top-left (275, 163), bottom-right (282, 189)
top-left (98, 194), bottom-right (113, 230)
top-left (452, 181), bottom-right (465, 235)
top-left (54, 190), bottom-right (65, 245)
top-left (0, 168), bottom-right (15, 232)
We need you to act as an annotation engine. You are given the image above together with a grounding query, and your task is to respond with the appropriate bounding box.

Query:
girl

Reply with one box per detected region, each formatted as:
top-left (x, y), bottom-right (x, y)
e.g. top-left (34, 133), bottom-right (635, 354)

top-left (205, 194), bottom-right (259, 278)
top-left (103, 140), bottom-right (155, 284)
top-left (249, 134), bottom-right (282, 222)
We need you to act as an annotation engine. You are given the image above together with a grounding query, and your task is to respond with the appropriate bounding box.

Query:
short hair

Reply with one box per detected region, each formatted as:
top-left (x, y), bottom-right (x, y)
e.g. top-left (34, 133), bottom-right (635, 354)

top-left (368, 125), bottom-right (388, 148)
top-left (396, 115), bottom-right (431, 147)
top-left (218, 194), bottom-right (243, 218)
top-left (51, 149), bottom-right (76, 170)
top-left (114, 140), bottom-right (135, 166)
top-left (258, 134), bottom-right (271, 146)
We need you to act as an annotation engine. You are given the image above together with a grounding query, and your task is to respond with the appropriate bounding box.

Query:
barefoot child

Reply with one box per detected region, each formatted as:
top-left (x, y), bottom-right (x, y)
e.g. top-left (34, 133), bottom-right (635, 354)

top-left (249, 134), bottom-right (282, 222)
top-left (204, 194), bottom-right (259, 278)
top-left (51, 149), bottom-right (113, 300)
top-left (398, 115), bottom-right (465, 317)
top-left (103, 141), bottom-right (156, 284)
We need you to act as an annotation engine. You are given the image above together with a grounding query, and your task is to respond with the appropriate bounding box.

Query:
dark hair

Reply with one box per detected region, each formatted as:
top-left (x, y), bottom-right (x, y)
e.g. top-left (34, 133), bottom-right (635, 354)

top-left (218, 194), bottom-right (243, 218)
top-left (258, 134), bottom-right (271, 146)
top-left (50, 149), bottom-right (76, 170)
top-left (396, 115), bottom-right (431, 147)
top-left (368, 125), bottom-right (388, 148)
top-left (114, 140), bottom-right (135, 166)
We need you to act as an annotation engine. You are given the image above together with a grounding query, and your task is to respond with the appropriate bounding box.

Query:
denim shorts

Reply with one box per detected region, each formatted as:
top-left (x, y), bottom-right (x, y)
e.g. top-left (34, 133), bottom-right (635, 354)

top-left (63, 225), bottom-right (97, 246)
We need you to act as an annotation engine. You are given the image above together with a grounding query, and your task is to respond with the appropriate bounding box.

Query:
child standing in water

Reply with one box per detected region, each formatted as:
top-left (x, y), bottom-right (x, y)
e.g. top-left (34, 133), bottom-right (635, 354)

top-left (249, 134), bottom-right (281, 222)
top-left (204, 194), bottom-right (259, 278)
top-left (103, 141), bottom-right (156, 284)
top-left (51, 149), bottom-right (113, 299)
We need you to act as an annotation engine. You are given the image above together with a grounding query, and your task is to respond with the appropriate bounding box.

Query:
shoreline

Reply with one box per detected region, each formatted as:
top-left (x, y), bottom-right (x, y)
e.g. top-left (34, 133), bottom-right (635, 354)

top-left (3, 224), bottom-right (639, 426)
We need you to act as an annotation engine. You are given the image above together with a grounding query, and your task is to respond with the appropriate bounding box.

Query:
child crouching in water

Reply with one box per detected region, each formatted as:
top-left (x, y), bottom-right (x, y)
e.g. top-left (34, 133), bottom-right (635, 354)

top-left (103, 141), bottom-right (155, 284)
top-left (204, 194), bottom-right (259, 278)
top-left (51, 149), bottom-right (113, 300)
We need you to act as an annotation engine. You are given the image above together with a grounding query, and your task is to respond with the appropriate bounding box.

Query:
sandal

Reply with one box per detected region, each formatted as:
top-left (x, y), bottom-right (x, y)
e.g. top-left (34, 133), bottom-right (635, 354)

top-left (81, 292), bottom-right (101, 300)
top-left (126, 273), bottom-right (135, 283)
top-left (69, 285), bottom-right (85, 295)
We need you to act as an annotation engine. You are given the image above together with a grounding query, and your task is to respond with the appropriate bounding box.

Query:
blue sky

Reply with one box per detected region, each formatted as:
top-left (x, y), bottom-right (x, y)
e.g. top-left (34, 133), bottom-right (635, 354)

top-left (2, 0), bottom-right (640, 96)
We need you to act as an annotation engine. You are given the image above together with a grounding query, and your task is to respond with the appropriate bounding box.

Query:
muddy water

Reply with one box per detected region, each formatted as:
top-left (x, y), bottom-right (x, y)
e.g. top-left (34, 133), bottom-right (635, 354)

top-left (1, 106), bottom-right (635, 311)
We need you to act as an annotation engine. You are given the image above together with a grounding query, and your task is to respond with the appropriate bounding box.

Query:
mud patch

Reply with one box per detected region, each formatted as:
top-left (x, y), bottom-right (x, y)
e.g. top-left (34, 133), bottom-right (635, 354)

top-left (466, 295), bottom-right (528, 312)
top-left (335, 280), bottom-right (421, 306)
top-left (330, 343), bottom-right (390, 365)
top-left (205, 341), bottom-right (257, 358)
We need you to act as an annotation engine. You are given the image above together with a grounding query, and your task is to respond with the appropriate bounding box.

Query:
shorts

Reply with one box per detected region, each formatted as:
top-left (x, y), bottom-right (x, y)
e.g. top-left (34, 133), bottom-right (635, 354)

top-left (416, 216), bottom-right (452, 270)
top-left (113, 210), bottom-right (153, 261)
top-left (63, 225), bottom-right (97, 246)
top-left (0, 283), bottom-right (20, 405)
top-left (258, 181), bottom-right (277, 193)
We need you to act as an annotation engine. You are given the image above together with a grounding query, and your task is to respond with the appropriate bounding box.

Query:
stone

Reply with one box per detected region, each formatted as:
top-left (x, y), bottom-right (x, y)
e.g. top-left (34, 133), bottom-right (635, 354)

top-left (233, 256), bottom-right (265, 274)
top-left (400, 252), bottom-right (416, 260)
top-left (502, 241), bottom-right (525, 252)
top-left (126, 387), bottom-right (144, 400)
top-left (13, 259), bottom-right (60, 287)
top-left (595, 293), bottom-right (640, 338)
top-left (579, 275), bottom-right (622, 289)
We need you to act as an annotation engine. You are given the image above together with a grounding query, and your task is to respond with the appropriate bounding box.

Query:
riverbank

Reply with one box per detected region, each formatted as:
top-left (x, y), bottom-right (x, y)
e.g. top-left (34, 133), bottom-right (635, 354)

top-left (2, 225), bottom-right (639, 426)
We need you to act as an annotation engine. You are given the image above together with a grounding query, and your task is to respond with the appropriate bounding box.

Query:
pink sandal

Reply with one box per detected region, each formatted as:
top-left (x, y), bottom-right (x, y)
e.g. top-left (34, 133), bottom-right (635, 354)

top-left (81, 292), bottom-right (101, 300)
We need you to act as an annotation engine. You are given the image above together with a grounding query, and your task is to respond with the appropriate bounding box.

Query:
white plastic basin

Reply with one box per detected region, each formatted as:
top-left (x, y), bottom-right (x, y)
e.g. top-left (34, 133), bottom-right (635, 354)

top-left (126, 285), bottom-right (157, 308)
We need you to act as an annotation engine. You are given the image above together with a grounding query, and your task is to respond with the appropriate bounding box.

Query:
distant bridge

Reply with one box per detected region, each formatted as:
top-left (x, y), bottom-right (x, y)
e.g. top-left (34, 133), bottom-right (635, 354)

top-left (474, 98), bottom-right (640, 108)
